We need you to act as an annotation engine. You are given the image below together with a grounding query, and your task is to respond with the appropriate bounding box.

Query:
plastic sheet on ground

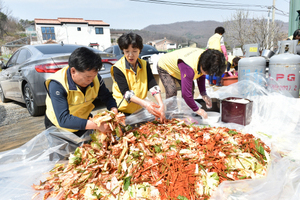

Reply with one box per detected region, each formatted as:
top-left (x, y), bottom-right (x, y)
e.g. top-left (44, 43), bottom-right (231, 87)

top-left (1, 73), bottom-right (300, 199)
top-left (0, 127), bottom-right (92, 199)
top-left (207, 73), bottom-right (300, 200)
top-left (125, 96), bottom-right (202, 125)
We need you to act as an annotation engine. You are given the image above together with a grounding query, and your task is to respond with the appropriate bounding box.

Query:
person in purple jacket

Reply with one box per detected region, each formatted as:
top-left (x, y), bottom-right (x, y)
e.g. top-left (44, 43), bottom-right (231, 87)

top-left (157, 48), bottom-right (226, 119)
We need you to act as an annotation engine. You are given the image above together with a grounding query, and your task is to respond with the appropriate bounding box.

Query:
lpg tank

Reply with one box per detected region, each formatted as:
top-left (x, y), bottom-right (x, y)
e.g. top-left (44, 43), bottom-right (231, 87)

top-left (269, 54), bottom-right (300, 98)
top-left (238, 57), bottom-right (266, 86)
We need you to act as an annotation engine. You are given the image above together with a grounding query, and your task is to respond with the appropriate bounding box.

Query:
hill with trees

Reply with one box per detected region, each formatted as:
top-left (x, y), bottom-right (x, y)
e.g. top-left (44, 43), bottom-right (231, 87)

top-left (113, 16), bottom-right (288, 51)
top-left (142, 20), bottom-right (222, 47)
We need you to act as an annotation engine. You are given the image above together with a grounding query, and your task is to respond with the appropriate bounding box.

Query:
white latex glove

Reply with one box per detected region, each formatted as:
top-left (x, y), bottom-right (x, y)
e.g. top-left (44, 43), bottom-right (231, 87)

top-left (196, 108), bottom-right (208, 119)
top-left (202, 95), bottom-right (212, 109)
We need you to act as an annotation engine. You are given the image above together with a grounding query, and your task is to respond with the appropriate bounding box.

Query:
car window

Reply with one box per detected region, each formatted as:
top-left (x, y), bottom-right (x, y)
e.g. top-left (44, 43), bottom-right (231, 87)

top-left (104, 47), bottom-right (113, 54)
top-left (6, 50), bottom-right (20, 68)
top-left (34, 44), bottom-right (105, 55)
top-left (142, 45), bottom-right (158, 53)
top-left (35, 45), bottom-right (79, 54)
top-left (115, 46), bottom-right (122, 55)
top-left (16, 49), bottom-right (31, 64)
top-left (35, 45), bottom-right (85, 54)
top-left (90, 48), bottom-right (104, 53)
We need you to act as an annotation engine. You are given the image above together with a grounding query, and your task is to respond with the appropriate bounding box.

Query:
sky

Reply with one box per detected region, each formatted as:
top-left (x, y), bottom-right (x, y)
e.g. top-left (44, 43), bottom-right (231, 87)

top-left (4, 0), bottom-right (290, 30)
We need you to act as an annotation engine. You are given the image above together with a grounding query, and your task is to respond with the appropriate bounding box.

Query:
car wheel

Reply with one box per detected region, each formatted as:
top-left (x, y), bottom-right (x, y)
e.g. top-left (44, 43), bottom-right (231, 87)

top-left (23, 83), bottom-right (45, 116)
top-left (0, 85), bottom-right (10, 103)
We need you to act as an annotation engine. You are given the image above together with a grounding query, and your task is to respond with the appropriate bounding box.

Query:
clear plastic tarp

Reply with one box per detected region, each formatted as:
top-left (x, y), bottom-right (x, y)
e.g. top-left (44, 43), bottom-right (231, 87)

top-left (1, 73), bottom-right (300, 199)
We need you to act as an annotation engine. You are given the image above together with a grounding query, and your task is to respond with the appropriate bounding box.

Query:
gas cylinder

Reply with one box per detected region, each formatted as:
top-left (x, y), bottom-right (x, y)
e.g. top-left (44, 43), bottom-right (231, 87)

top-left (269, 54), bottom-right (300, 98)
top-left (238, 57), bottom-right (267, 86)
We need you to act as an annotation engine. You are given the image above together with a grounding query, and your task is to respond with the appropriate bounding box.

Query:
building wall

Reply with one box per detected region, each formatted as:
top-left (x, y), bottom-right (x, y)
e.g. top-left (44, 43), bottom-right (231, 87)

top-left (167, 43), bottom-right (176, 49)
top-left (111, 33), bottom-right (123, 45)
top-left (153, 39), bottom-right (175, 50)
top-left (178, 43), bottom-right (197, 48)
top-left (35, 23), bottom-right (111, 50)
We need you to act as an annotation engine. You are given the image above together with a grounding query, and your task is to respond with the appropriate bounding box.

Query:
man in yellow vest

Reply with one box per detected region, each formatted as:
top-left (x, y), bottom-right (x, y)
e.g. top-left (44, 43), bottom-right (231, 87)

top-left (45, 47), bottom-right (118, 137)
top-left (207, 26), bottom-right (228, 86)
top-left (111, 33), bottom-right (165, 122)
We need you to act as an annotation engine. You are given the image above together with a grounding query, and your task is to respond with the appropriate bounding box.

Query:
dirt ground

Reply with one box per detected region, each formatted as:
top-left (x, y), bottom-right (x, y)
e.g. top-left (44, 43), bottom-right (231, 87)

top-left (0, 100), bottom-right (107, 152)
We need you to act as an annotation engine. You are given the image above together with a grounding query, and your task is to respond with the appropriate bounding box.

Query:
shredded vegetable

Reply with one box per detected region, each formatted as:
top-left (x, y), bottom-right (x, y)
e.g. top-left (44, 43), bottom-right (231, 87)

top-left (32, 113), bottom-right (271, 200)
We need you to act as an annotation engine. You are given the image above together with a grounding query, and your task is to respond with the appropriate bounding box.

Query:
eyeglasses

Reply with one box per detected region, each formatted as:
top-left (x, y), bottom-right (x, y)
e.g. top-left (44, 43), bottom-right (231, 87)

top-left (123, 50), bottom-right (139, 56)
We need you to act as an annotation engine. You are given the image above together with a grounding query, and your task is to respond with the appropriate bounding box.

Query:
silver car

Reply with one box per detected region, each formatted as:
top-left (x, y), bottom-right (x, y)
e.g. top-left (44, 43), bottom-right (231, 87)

top-left (0, 44), bottom-right (117, 116)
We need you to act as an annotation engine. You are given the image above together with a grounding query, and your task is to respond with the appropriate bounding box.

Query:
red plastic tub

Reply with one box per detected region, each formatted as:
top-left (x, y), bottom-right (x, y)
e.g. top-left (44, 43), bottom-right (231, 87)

top-left (221, 76), bottom-right (238, 86)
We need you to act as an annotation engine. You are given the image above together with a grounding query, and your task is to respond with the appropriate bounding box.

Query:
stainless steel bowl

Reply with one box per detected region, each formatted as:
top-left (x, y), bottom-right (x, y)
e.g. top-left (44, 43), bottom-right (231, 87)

top-left (261, 49), bottom-right (275, 59)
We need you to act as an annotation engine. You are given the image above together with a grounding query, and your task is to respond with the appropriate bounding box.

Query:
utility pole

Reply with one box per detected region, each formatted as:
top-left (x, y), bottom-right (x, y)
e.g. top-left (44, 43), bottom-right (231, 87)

top-left (267, 7), bottom-right (271, 49)
top-left (270, 0), bottom-right (276, 50)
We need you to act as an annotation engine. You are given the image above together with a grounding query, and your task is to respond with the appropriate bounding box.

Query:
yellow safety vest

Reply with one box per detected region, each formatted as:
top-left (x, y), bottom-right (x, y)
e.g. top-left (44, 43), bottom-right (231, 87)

top-left (207, 33), bottom-right (222, 51)
top-left (111, 57), bottom-right (148, 114)
top-left (157, 47), bottom-right (204, 80)
top-left (227, 55), bottom-right (235, 69)
top-left (45, 66), bottom-right (100, 132)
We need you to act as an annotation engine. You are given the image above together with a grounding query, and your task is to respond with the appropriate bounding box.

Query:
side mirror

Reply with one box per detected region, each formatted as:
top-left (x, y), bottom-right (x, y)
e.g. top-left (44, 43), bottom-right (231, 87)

top-left (0, 60), bottom-right (7, 69)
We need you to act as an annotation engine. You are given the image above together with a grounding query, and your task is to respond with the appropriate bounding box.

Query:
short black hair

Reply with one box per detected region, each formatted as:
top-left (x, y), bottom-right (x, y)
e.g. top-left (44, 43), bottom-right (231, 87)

top-left (293, 29), bottom-right (300, 40)
top-left (117, 32), bottom-right (143, 51)
top-left (68, 47), bottom-right (102, 72)
top-left (232, 56), bottom-right (241, 65)
top-left (198, 49), bottom-right (226, 76)
top-left (215, 27), bottom-right (225, 35)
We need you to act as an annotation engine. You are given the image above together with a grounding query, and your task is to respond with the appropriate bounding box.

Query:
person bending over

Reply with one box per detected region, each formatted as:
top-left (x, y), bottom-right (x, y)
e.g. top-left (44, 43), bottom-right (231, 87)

top-left (45, 47), bottom-right (118, 137)
top-left (157, 48), bottom-right (226, 119)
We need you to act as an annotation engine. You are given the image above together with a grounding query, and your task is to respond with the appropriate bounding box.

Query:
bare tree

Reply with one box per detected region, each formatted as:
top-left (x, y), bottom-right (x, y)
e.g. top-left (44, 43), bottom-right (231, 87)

top-left (0, 0), bottom-right (23, 42)
top-left (224, 10), bottom-right (287, 52)
top-left (267, 21), bottom-right (287, 50)
top-left (251, 17), bottom-right (268, 49)
top-left (248, 16), bottom-right (286, 50)
top-left (0, 0), bottom-right (9, 39)
top-left (224, 11), bottom-right (252, 51)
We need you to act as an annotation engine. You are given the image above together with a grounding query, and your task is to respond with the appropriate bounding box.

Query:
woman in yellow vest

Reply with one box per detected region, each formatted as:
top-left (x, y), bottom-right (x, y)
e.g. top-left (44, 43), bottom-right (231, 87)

top-left (157, 48), bottom-right (226, 119)
top-left (207, 27), bottom-right (228, 61)
top-left (111, 33), bottom-right (165, 122)
top-left (207, 26), bottom-right (228, 86)
top-left (227, 56), bottom-right (241, 72)
top-left (45, 47), bottom-right (118, 137)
